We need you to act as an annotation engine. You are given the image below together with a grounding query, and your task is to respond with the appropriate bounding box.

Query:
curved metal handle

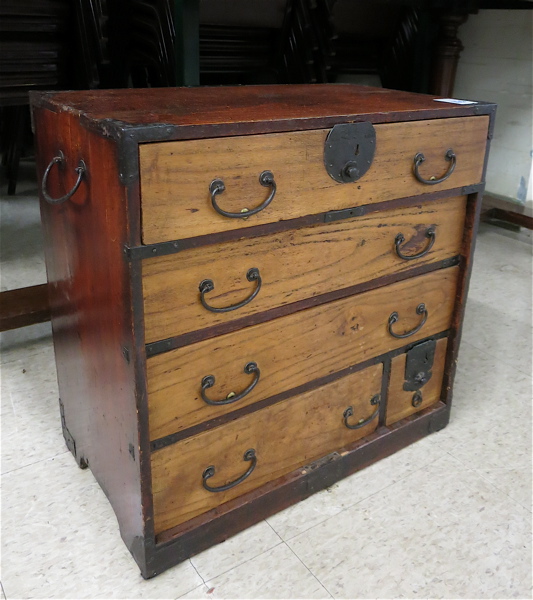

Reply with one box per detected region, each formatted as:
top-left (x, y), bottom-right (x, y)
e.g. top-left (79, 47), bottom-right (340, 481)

top-left (388, 303), bottom-right (428, 339)
top-left (413, 149), bottom-right (456, 185)
top-left (199, 268), bottom-right (262, 313)
top-left (201, 362), bottom-right (260, 406)
top-left (209, 170), bottom-right (276, 218)
top-left (41, 151), bottom-right (86, 205)
top-left (412, 390), bottom-right (423, 408)
top-left (343, 394), bottom-right (380, 430)
top-left (395, 228), bottom-right (436, 261)
top-left (202, 448), bottom-right (257, 493)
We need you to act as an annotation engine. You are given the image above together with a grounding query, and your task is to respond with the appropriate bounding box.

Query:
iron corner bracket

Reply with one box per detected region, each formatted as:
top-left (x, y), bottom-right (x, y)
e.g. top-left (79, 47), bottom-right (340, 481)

top-left (124, 239), bottom-right (182, 261)
top-left (461, 182), bottom-right (485, 196)
top-left (79, 116), bottom-right (183, 186)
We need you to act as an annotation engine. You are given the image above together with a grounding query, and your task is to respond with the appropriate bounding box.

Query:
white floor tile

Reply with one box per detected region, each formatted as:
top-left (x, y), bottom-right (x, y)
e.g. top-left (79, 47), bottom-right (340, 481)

top-left (1, 339), bottom-right (65, 474)
top-left (1, 454), bottom-right (203, 599)
top-left (191, 520), bottom-right (282, 582)
top-left (288, 455), bottom-right (532, 599)
top-left (193, 544), bottom-right (330, 599)
top-left (267, 433), bottom-right (446, 541)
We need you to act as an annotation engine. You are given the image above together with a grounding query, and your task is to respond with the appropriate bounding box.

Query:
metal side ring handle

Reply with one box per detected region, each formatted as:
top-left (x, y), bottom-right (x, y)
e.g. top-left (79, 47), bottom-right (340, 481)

top-left (41, 151), bottom-right (86, 205)
top-left (209, 170), bottom-right (276, 218)
top-left (388, 303), bottom-right (428, 339)
top-left (199, 268), bottom-right (261, 313)
top-left (413, 149), bottom-right (456, 185)
top-left (343, 394), bottom-right (380, 430)
top-left (395, 228), bottom-right (436, 261)
top-left (202, 449), bottom-right (257, 493)
top-left (201, 362), bottom-right (260, 406)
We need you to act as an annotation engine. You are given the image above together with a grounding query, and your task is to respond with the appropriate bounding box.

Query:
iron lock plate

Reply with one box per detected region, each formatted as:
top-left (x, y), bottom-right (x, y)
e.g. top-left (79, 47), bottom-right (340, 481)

top-left (403, 339), bottom-right (436, 392)
top-left (324, 122), bottom-right (376, 183)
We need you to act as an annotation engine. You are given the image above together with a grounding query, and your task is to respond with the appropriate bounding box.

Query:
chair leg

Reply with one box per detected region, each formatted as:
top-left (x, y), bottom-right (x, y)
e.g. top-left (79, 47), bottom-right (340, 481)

top-left (5, 105), bottom-right (27, 195)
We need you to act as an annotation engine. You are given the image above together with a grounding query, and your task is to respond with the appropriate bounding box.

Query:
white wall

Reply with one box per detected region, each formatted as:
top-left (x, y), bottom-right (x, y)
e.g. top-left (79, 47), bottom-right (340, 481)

top-left (454, 10), bottom-right (532, 206)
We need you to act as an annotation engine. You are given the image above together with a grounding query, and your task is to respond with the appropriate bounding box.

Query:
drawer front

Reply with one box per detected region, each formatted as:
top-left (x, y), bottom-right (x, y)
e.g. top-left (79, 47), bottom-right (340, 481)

top-left (386, 337), bottom-right (448, 425)
top-left (151, 363), bottom-right (382, 535)
top-left (139, 116), bottom-right (488, 243)
top-left (147, 266), bottom-right (458, 441)
top-left (143, 196), bottom-right (466, 343)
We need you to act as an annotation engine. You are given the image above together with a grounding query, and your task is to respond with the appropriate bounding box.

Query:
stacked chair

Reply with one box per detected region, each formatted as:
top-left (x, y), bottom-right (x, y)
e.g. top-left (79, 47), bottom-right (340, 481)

top-left (127, 0), bottom-right (287, 87)
top-left (123, 0), bottom-right (428, 91)
top-left (0, 0), bottom-right (69, 194)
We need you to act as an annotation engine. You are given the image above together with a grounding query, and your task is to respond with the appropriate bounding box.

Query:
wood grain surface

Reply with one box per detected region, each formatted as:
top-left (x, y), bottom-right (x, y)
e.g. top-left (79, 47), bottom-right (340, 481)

top-left (32, 107), bottom-right (146, 555)
top-left (142, 196), bottom-right (466, 343)
top-left (32, 85), bottom-right (493, 133)
top-left (385, 338), bottom-right (448, 425)
top-left (139, 116), bottom-right (488, 243)
top-left (147, 267), bottom-right (458, 440)
top-left (151, 364), bottom-right (382, 534)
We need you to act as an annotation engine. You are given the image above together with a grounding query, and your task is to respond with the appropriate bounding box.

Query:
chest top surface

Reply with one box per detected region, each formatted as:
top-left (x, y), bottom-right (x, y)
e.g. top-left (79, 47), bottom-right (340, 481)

top-left (31, 84), bottom-right (495, 139)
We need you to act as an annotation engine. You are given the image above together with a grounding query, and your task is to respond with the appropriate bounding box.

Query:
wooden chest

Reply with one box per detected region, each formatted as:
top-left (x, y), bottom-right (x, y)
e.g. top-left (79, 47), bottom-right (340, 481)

top-left (30, 85), bottom-right (495, 578)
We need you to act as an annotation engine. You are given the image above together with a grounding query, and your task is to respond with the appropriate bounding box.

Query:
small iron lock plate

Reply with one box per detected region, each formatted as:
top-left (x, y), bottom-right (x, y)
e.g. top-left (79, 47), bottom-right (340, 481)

top-left (403, 339), bottom-right (436, 392)
top-left (324, 122), bottom-right (376, 183)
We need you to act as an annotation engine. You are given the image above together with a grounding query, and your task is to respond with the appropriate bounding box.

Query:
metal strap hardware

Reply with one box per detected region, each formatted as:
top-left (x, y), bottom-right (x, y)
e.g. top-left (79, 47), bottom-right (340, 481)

top-left (199, 268), bottom-right (261, 313)
top-left (388, 303), bottom-right (428, 339)
top-left (343, 394), bottom-right (380, 430)
top-left (42, 151), bottom-right (86, 205)
top-left (413, 149), bottom-right (456, 185)
top-left (201, 362), bottom-right (260, 406)
top-left (209, 171), bottom-right (276, 218)
top-left (395, 228), bottom-right (436, 260)
top-left (202, 449), bottom-right (257, 492)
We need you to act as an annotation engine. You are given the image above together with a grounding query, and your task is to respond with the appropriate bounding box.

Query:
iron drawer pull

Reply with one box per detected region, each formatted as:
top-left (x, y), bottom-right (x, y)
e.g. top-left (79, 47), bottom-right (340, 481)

top-left (209, 170), bottom-right (276, 218)
top-left (343, 394), bottom-right (380, 430)
top-left (202, 449), bottom-right (257, 493)
top-left (413, 149), bottom-right (456, 185)
top-left (388, 303), bottom-right (428, 339)
top-left (395, 228), bottom-right (436, 260)
top-left (199, 268), bottom-right (261, 313)
top-left (41, 151), bottom-right (86, 205)
top-left (201, 362), bottom-right (260, 406)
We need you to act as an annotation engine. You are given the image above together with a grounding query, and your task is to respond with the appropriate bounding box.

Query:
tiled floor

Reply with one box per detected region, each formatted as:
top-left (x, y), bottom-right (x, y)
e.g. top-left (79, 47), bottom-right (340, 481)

top-left (1, 171), bottom-right (532, 599)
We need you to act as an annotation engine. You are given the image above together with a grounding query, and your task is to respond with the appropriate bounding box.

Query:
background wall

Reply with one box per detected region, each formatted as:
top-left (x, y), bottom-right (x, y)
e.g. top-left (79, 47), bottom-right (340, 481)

top-left (454, 9), bottom-right (532, 207)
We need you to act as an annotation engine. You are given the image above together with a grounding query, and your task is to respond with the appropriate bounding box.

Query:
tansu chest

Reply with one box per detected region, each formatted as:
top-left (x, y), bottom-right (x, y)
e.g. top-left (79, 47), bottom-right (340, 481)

top-left (31, 84), bottom-right (494, 578)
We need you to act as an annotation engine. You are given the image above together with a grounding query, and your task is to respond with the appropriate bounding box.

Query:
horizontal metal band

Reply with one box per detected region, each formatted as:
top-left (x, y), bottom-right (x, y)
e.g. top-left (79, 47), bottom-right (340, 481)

top-left (124, 240), bottom-right (181, 260)
top-left (149, 329), bottom-right (450, 453)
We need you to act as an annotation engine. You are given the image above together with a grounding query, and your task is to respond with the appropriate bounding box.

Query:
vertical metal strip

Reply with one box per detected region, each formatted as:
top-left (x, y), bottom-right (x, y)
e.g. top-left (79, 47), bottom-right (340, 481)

top-left (378, 358), bottom-right (392, 426)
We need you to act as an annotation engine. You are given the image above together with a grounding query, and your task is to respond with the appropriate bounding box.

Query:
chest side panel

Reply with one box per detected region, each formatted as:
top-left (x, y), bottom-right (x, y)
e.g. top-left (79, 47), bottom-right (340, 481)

top-left (33, 107), bottom-right (147, 556)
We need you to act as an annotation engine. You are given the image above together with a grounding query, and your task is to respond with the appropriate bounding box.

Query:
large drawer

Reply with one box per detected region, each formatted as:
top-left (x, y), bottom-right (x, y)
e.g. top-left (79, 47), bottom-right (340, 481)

top-left (151, 363), bottom-right (383, 535)
top-left (143, 196), bottom-right (466, 343)
top-left (139, 116), bottom-right (488, 243)
top-left (147, 266), bottom-right (458, 440)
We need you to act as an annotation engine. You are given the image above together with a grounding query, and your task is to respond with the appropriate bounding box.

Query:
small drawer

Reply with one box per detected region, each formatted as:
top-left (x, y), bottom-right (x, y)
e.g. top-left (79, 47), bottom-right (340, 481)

top-left (151, 363), bottom-right (383, 535)
top-left (386, 337), bottom-right (448, 425)
top-left (139, 116), bottom-right (488, 244)
top-left (143, 196), bottom-right (466, 343)
top-left (147, 266), bottom-right (458, 441)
